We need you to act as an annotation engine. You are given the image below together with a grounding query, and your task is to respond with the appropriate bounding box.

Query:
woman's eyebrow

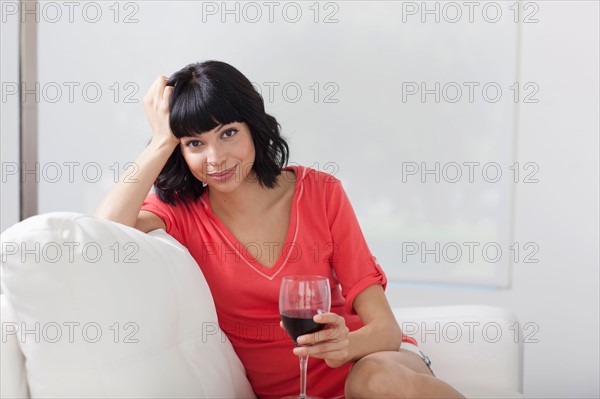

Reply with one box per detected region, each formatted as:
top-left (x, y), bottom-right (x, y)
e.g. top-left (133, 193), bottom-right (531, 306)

top-left (216, 123), bottom-right (237, 132)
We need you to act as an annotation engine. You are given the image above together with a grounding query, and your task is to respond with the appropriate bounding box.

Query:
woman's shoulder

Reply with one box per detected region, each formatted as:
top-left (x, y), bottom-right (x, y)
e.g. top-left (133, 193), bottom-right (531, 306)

top-left (143, 191), bottom-right (207, 215)
top-left (283, 164), bottom-right (341, 186)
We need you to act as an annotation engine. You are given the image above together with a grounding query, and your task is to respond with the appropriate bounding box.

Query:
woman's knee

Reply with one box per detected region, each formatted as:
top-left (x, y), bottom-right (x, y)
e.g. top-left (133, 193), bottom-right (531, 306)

top-left (345, 353), bottom-right (419, 399)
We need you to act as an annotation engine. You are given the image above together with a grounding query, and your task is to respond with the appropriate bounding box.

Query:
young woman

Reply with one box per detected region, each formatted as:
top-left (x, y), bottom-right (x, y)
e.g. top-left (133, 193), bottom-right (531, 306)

top-left (95, 60), bottom-right (465, 399)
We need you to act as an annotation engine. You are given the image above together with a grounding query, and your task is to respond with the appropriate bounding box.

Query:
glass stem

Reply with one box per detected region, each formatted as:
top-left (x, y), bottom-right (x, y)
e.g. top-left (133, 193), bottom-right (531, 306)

top-left (299, 355), bottom-right (309, 398)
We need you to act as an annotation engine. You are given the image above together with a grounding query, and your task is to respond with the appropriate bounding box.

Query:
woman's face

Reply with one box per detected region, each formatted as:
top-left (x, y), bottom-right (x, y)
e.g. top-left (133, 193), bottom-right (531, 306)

top-left (179, 121), bottom-right (256, 193)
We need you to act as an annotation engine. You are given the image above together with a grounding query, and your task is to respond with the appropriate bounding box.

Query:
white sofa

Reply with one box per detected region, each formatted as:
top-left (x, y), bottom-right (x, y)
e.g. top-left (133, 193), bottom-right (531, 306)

top-left (0, 213), bottom-right (524, 398)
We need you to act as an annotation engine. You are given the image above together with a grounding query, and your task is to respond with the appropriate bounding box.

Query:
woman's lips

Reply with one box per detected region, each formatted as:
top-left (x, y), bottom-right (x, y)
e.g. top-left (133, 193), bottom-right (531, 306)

top-left (207, 166), bottom-right (237, 182)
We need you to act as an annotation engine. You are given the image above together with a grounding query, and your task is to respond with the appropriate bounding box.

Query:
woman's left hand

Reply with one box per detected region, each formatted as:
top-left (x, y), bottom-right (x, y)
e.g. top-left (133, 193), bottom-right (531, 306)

top-left (291, 312), bottom-right (351, 368)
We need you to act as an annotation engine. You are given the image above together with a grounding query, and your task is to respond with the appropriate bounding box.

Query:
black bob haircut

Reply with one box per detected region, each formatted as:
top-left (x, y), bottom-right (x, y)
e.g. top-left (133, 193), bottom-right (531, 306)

top-left (154, 60), bottom-right (290, 205)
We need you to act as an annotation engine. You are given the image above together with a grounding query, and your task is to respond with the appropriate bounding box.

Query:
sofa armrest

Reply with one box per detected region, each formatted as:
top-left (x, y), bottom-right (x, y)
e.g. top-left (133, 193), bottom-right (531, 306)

top-left (393, 305), bottom-right (523, 398)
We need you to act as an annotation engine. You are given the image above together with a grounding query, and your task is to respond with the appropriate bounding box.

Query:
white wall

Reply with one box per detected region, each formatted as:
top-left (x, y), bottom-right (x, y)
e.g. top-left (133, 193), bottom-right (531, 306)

top-left (386, 2), bottom-right (599, 398)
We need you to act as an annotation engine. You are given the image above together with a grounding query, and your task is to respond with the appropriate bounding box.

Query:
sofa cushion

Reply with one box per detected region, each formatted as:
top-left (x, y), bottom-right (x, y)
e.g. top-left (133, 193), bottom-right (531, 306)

top-left (0, 212), bottom-right (255, 398)
top-left (1, 295), bottom-right (30, 398)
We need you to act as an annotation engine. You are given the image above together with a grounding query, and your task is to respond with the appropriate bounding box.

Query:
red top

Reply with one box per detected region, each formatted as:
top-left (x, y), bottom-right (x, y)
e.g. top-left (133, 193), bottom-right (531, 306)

top-left (141, 165), bottom-right (416, 398)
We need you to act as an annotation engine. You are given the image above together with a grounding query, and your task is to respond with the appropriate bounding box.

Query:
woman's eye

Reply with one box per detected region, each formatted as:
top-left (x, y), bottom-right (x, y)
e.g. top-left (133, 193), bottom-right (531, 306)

top-left (222, 129), bottom-right (238, 138)
top-left (186, 141), bottom-right (202, 148)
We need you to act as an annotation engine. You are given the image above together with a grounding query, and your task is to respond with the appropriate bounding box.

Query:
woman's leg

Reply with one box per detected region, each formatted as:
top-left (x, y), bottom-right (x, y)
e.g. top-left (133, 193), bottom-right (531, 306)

top-left (345, 349), bottom-right (466, 399)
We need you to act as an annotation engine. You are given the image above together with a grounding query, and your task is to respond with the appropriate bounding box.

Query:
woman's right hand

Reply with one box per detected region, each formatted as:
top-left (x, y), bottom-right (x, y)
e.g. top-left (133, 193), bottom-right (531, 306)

top-left (95, 75), bottom-right (181, 229)
top-left (142, 76), bottom-right (180, 147)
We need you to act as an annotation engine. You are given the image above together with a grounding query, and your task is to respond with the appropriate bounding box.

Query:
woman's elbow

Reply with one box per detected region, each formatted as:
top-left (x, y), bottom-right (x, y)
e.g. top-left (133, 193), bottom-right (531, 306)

top-left (383, 319), bottom-right (403, 350)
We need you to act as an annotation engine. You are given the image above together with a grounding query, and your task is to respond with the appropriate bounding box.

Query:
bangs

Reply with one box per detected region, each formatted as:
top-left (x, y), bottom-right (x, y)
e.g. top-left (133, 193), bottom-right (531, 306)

top-left (168, 80), bottom-right (243, 138)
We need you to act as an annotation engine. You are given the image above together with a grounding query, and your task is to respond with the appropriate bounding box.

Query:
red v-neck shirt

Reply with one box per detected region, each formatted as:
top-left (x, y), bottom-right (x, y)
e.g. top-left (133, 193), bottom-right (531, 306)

top-left (141, 165), bottom-right (415, 398)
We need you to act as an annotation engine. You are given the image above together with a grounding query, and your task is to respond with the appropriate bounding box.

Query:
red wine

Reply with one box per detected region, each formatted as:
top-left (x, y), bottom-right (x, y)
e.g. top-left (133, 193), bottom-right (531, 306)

top-left (280, 309), bottom-right (325, 343)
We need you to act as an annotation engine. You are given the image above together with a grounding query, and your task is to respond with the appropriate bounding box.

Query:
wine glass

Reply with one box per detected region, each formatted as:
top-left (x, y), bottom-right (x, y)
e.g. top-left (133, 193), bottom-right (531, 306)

top-left (279, 275), bottom-right (331, 399)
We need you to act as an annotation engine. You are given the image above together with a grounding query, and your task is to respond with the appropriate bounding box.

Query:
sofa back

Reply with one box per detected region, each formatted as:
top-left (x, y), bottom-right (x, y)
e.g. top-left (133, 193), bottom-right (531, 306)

top-left (1, 212), bottom-right (255, 398)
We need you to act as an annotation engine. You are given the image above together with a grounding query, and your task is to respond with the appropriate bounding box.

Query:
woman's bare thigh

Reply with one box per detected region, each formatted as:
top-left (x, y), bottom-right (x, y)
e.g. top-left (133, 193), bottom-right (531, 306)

top-left (355, 349), bottom-right (435, 376)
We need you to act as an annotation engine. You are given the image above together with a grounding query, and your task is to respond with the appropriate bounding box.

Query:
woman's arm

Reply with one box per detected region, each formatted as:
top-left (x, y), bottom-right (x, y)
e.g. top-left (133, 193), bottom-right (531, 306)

top-left (293, 284), bottom-right (401, 368)
top-left (346, 284), bottom-right (402, 361)
top-left (94, 76), bottom-right (179, 231)
top-left (95, 137), bottom-right (176, 229)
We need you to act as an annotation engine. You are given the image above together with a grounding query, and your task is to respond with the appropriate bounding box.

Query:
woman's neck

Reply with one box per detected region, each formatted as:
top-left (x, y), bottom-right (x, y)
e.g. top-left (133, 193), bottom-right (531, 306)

top-left (207, 172), bottom-right (269, 218)
top-left (207, 170), bottom-right (293, 220)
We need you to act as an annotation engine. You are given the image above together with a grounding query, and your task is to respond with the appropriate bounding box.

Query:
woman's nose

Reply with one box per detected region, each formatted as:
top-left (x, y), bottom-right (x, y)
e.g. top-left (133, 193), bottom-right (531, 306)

top-left (205, 144), bottom-right (226, 167)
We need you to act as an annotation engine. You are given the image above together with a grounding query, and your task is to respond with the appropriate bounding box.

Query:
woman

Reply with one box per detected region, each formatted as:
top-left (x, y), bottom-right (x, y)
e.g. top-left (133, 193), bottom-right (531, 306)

top-left (95, 60), bottom-right (465, 399)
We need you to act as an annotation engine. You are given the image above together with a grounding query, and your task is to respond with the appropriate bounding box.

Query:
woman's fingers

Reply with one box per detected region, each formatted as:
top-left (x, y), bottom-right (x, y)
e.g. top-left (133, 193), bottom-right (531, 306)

top-left (296, 313), bottom-right (348, 345)
top-left (314, 312), bottom-right (343, 325)
top-left (294, 339), bottom-right (350, 368)
top-left (142, 75), bottom-right (178, 143)
top-left (154, 75), bottom-right (168, 103)
top-left (159, 84), bottom-right (173, 112)
top-left (143, 76), bottom-right (169, 111)
top-left (293, 340), bottom-right (349, 358)
top-left (144, 76), bottom-right (166, 102)
top-left (290, 312), bottom-right (351, 367)
top-left (297, 327), bottom-right (339, 345)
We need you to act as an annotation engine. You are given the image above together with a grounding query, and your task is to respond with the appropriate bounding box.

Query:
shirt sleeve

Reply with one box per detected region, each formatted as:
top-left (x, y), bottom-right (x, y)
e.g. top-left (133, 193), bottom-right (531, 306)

top-left (140, 193), bottom-right (185, 245)
top-left (325, 178), bottom-right (387, 315)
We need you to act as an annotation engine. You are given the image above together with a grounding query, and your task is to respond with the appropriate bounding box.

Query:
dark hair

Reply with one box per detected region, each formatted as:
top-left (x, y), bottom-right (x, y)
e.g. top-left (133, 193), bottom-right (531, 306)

top-left (154, 60), bottom-right (289, 205)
